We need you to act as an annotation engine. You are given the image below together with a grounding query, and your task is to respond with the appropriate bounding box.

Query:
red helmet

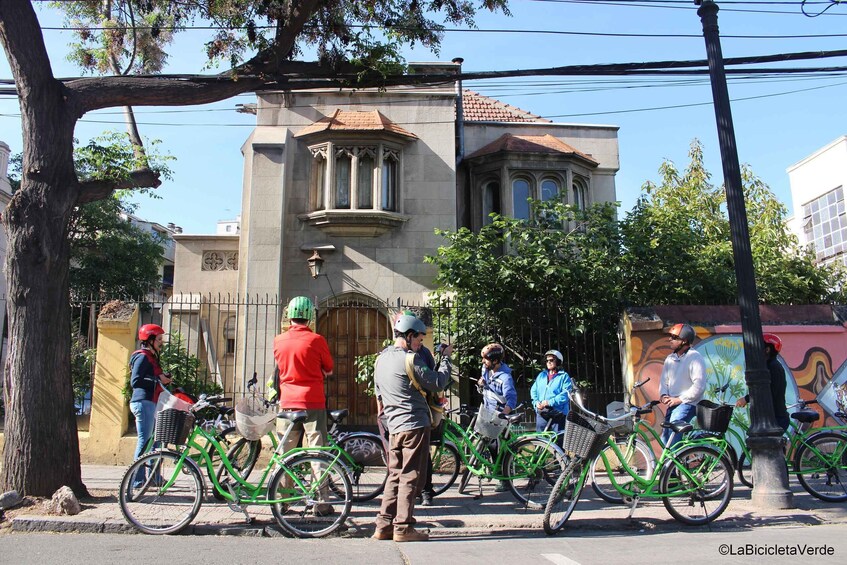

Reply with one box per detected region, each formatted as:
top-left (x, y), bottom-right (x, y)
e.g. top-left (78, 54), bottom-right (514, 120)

top-left (763, 333), bottom-right (782, 353)
top-left (138, 324), bottom-right (165, 342)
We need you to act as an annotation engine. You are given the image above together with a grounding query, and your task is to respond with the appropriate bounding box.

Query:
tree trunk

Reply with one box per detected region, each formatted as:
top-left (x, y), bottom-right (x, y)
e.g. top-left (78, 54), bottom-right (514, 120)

top-left (2, 103), bottom-right (85, 496)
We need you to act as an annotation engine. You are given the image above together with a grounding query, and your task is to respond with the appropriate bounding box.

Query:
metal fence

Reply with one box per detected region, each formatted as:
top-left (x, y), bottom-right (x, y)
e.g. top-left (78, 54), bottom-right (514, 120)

top-left (1, 294), bottom-right (625, 427)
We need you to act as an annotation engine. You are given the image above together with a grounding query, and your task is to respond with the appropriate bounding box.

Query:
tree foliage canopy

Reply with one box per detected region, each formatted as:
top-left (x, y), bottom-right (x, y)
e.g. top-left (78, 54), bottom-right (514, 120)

top-left (619, 140), bottom-right (846, 305)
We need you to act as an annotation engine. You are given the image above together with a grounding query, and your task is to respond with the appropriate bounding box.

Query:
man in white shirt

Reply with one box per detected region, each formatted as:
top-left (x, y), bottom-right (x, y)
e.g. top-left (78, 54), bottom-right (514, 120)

top-left (659, 323), bottom-right (706, 446)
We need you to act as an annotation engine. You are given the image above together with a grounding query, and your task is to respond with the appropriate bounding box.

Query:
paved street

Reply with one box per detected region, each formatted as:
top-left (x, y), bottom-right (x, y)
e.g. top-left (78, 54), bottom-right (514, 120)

top-left (0, 524), bottom-right (844, 565)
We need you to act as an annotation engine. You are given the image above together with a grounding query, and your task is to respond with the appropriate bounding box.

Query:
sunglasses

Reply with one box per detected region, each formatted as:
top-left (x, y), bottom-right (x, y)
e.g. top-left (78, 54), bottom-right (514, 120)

top-left (668, 335), bottom-right (682, 341)
top-left (546, 358), bottom-right (558, 362)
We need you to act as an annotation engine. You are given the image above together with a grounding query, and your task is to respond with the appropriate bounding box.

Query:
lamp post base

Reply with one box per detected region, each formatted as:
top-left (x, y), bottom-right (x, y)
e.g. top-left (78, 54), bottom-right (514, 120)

top-left (749, 435), bottom-right (794, 509)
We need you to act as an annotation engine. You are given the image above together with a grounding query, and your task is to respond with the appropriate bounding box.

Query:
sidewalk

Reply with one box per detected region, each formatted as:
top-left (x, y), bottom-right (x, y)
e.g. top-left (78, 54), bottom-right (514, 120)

top-left (7, 464), bottom-right (847, 537)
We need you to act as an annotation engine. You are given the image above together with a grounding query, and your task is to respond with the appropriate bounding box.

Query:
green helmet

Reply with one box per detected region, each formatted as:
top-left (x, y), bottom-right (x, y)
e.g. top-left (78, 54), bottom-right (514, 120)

top-left (287, 296), bottom-right (315, 322)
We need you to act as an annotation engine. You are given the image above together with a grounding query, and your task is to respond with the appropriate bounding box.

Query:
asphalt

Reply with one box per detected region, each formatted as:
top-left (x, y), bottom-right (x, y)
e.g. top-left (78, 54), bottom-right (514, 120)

top-left (6, 465), bottom-right (847, 537)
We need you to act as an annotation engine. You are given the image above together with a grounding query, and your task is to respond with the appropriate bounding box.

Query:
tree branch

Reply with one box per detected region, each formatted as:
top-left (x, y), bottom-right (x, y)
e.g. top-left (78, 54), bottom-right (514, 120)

top-left (77, 169), bottom-right (161, 204)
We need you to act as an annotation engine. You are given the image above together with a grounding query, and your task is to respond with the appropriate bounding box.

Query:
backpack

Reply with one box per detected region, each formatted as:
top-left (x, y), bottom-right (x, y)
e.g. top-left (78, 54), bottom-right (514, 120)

top-left (405, 352), bottom-right (446, 430)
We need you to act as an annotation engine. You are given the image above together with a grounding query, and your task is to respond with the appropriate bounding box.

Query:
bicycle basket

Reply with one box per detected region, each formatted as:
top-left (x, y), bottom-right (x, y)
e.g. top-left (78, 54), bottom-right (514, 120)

top-left (696, 400), bottom-right (733, 433)
top-left (473, 403), bottom-right (507, 439)
top-left (154, 408), bottom-right (196, 445)
top-left (235, 395), bottom-right (276, 441)
top-left (563, 402), bottom-right (612, 460)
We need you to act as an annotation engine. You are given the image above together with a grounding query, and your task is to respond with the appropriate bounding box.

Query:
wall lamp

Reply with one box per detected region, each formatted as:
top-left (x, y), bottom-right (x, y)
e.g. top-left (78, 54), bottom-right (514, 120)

top-left (307, 250), bottom-right (325, 279)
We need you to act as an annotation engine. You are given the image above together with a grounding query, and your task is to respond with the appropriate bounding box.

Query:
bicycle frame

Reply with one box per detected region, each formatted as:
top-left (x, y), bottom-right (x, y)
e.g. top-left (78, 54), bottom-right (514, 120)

top-left (160, 422), bottom-right (346, 507)
top-left (442, 410), bottom-right (561, 481)
top-left (594, 432), bottom-right (730, 500)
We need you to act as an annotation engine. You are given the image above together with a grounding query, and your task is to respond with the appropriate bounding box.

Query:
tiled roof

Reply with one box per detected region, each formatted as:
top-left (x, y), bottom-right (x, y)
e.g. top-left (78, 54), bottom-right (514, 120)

top-left (294, 110), bottom-right (418, 139)
top-left (466, 134), bottom-right (598, 164)
top-left (461, 90), bottom-right (551, 123)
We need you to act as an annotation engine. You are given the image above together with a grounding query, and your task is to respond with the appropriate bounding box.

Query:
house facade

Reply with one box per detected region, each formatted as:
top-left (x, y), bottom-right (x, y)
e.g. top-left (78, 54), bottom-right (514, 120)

top-left (171, 62), bottom-right (620, 422)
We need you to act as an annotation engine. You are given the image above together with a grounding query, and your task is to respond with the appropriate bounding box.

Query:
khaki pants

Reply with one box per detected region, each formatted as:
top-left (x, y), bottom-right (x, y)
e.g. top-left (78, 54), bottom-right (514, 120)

top-left (276, 409), bottom-right (328, 497)
top-left (375, 426), bottom-right (431, 533)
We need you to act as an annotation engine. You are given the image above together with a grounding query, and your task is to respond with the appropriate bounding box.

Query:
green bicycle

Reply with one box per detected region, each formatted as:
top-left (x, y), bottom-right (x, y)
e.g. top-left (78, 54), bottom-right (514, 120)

top-left (119, 400), bottom-right (353, 538)
top-left (429, 402), bottom-right (568, 510)
top-left (732, 397), bottom-right (847, 501)
top-left (544, 395), bottom-right (734, 534)
top-left (221, 407), bottom-right (388, 502)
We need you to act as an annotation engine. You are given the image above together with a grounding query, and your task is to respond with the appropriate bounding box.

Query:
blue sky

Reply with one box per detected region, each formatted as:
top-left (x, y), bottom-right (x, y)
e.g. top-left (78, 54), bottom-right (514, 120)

top-left (2, 1), bottom-right (846, 234)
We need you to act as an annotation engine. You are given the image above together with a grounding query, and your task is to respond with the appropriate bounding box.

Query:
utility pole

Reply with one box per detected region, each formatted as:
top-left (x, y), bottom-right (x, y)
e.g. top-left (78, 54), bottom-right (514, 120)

top-left (694, 0), bottom-right (792, 508)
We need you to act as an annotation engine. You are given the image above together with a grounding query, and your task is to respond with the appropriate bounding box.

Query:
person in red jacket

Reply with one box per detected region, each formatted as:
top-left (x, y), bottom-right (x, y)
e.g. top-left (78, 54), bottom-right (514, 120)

top-left (273, 296), bottom-right (334, 512)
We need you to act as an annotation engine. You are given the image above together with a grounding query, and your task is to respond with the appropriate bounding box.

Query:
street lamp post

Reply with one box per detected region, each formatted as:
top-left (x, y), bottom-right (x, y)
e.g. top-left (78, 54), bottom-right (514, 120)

top-left (695, 0), bottom-right (792, 508)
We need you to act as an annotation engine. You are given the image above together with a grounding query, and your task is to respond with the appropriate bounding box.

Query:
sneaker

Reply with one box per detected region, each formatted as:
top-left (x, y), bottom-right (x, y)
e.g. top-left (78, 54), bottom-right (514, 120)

top-left (394, 527), bottom-right (429, 542)
top-left (494, 481), bottom-right (509, 493)
top-left (372, 527), bottom-right (393, 541)
top-left (313, 503), bottom-right (335, 517)
top-left (420, 491), bottom-right (433, 506)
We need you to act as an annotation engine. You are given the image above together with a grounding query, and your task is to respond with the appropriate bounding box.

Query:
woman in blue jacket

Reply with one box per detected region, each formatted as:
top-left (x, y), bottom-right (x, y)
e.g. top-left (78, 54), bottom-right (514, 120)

top-left (530, 350), bottom-right (574, 433)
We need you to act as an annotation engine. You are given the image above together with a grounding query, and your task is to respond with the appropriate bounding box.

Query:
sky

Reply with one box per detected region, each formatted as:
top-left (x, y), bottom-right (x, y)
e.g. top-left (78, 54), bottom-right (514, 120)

top-left (2, 0), bottom-right (847, 234)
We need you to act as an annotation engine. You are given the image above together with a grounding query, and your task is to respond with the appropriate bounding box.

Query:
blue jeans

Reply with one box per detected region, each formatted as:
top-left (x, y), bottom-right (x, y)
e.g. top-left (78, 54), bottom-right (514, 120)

top-left (661, 403), bottom-right (697, 447)
top-left (130, 400), bottom-right (156, 484)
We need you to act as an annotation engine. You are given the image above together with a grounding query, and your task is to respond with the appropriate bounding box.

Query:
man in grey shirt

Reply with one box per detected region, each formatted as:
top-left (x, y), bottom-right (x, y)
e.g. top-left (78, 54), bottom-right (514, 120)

top-left (372, 314), bottom-right (452, 543)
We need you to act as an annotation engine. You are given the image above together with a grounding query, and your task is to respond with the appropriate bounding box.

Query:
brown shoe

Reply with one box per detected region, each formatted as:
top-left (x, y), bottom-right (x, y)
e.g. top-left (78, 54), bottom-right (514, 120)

top-left (372, 527), bottom-right (393, 541)
top-left (393, 527), bottom-right (429, 542)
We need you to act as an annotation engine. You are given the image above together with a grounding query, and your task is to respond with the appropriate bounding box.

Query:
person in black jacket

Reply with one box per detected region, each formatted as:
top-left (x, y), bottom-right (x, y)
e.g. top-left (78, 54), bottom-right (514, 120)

top-left (736, 333), bottom-right (790, 432)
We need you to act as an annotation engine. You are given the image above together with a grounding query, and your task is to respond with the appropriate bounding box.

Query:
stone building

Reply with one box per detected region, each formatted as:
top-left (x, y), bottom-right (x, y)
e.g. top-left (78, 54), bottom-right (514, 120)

top-left (171, 62), bottom-right (620, 420)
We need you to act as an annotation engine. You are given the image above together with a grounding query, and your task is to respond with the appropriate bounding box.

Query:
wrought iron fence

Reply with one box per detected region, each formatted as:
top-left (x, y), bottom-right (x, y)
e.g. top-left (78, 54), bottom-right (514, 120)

top-left (1, 294), bottom-right (624, 427)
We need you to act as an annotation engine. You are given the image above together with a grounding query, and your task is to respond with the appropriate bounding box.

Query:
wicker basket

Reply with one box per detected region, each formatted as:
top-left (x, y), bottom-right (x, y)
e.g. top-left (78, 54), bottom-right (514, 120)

top-left (154, 408), bottom-right (195, 445)
top-left (563, 403), bottom-right (612, 460)
top-left (696, 400), bottom-right (733, 434)
top-left (474, 403), bottom-right (507, 439)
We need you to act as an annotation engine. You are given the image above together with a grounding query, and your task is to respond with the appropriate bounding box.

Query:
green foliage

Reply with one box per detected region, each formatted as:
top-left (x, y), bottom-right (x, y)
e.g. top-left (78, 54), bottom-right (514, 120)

top-left (426, 198), bottom-right (623, 385)
top-left (159, 333), bottom-right (223, 398)
top-left (11, 133), bottom-right (173, 298)
top-left (620, 139), bottom-right (847, 305)
top-left (70, 332), bottom-right (96, 414)
top-left (55, 1), bottom-right (511, 77)
top-left (354, 339), bottom-right (392, 397)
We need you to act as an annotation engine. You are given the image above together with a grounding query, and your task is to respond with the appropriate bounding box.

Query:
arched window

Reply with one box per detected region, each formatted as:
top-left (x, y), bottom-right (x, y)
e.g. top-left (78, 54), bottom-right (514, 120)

top-left (573, 177), bottom-right (588, 210)
top-left (512, 178), bottom-right (531, 221)
top-left (381, 151), bottom-right (398, 212)
top-left (311, 154), bottom-right (326, 211)
top-left (482, 181), bottom-right (500, 225)
top-left (357, 151), bottom-right (374, 209)
top-left (335, 150), bottom-right (352, 209)
top-left (541, 178), bottom-right (559, 202)
top-left (223, 316), bottom-right (237, 355)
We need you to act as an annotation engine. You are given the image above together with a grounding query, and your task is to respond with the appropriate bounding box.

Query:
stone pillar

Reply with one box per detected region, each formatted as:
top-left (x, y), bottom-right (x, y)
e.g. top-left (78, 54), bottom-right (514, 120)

top-left (80, 302), bottom-right (138, 464)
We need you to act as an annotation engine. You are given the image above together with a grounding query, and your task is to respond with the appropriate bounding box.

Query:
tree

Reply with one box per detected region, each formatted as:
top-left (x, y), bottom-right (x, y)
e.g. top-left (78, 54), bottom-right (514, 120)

top-left (620, 139), bottom-right (846, 305)
top-left (0, 0), bottom-right (511, 495)
top-left (9, 134), bottom-right (171, 298)
top-left (426, 199), bottom-right (622, 388)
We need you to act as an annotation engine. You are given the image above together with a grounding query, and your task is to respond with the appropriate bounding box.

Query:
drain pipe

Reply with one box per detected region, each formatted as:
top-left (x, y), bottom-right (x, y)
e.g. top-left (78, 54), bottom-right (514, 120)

top-left (452, 57), bottom-right (471, 228)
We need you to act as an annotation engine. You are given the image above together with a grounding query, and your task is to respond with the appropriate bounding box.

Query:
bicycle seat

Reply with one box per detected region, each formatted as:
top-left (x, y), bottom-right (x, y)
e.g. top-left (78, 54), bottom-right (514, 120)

top-left (661, 421), bottom-right (693, 434)
top-left (278, 410), bottom-right (308, 424)
top-left (505, 413), bottom-right (523, 425)
top-left (327, 409), bottom-right (348, 424)
top-left (791, 409), bottom-right (819, 424)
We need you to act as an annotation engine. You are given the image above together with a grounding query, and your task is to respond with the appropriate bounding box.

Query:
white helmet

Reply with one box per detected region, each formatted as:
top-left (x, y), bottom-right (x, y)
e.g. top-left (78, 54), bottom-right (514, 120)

top-left (544, 350), bottom-right (564, 366)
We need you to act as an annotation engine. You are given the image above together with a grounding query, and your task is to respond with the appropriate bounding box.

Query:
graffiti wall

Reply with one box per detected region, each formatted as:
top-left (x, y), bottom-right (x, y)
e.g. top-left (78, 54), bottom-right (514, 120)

top-left (621, 306), bottom-right (847, 437)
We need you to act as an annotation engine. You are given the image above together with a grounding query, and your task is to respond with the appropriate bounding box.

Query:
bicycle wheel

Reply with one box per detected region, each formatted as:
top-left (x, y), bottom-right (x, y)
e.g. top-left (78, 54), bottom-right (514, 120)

top-left (543, 461), bottom-right (585, 535)
top-left (339, 433), bottom-right (387, 502)
top-left (504, 436), bottom-right (567, 510)
top-left (268, 453), bottom-right (352, 538)
top-left (659, 445), bottom-right (733, 526)
top-left (119, 450), bottom-right (203, 535)
top-left (737, 450), bottom-right (753, 488)
top-left (590, 437), bottom-right (654, 504)
top-left (794, 431), bottom-right (847, 502)
top-left (430, 439), bottom-right (461, 496)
